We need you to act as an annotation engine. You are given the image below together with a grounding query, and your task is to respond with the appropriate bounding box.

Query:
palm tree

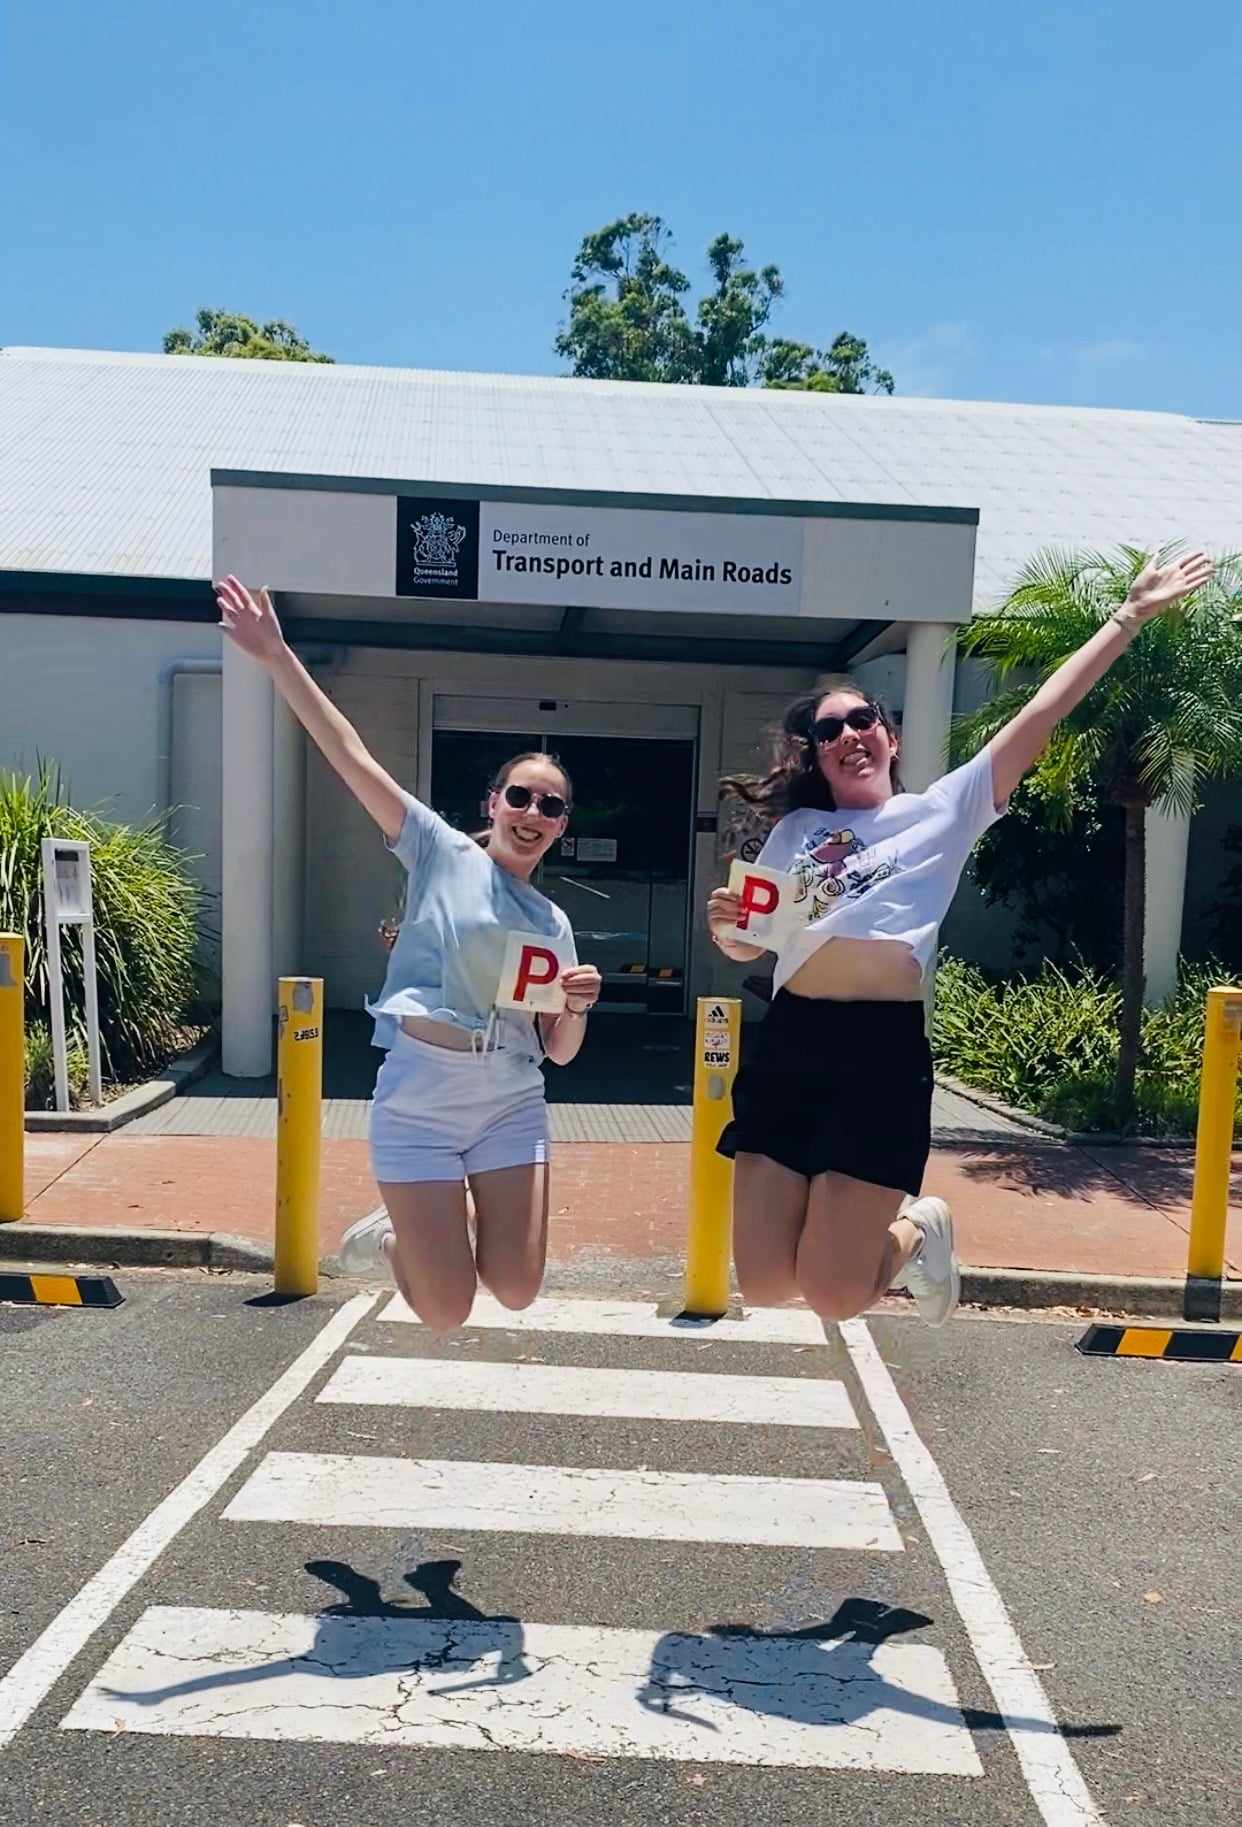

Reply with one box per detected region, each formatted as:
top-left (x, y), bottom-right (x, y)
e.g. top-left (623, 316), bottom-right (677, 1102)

top-left (952, 544), bottom-right (1242, 1123)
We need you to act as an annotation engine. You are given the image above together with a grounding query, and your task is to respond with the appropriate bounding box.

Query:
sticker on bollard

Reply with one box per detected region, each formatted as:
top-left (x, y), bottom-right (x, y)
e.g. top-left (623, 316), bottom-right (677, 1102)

top-left (1076, 1323), bottom-right (1242, 1363)
top-left (0, 1271), bottom-right (123, 1309)
top-left (703, 1002), bottom-right (733, 1070)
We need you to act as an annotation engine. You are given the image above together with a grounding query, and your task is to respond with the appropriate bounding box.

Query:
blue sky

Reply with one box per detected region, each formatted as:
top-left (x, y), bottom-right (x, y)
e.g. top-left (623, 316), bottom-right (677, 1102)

top-left (6, 0), bottom-right (1240, 416)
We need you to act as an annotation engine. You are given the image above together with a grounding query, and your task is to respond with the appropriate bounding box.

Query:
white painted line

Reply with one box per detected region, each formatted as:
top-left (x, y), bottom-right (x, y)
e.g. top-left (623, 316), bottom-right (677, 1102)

top-left (225, 1451), bottom-right (902, 1550)
top-left (0, 1294), bottom-right (377, 1752)
top-left (839, 1319), bottom-right (1105, 1826)
top-left (62, 1604), bottom-right (980, 1773)
top-left (380, 1290), bottom-right (822, 1344)
top-left (319, 1355), bottom-right (859, 1429)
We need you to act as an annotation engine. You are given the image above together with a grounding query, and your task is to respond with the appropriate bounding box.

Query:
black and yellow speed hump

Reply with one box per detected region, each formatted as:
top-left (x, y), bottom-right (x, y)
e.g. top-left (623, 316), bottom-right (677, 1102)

top-left (0, 1271), bottom-right (123, 1309)
top-left (1076, 1323), bottom-right (1241, 1363)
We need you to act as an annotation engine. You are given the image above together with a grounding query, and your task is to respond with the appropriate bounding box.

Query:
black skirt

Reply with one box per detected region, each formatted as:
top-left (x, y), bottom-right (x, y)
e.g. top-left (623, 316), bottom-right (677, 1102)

top-left (716, 990), bottom-right (933, 1196)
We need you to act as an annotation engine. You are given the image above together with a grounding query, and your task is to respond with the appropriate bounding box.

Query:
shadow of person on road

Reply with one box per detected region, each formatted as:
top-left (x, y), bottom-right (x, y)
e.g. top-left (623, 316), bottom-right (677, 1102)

top-left (637, 1597), bottom-right (1120, 1742)
top-left (101, 1557), bottom-right (532, 1706)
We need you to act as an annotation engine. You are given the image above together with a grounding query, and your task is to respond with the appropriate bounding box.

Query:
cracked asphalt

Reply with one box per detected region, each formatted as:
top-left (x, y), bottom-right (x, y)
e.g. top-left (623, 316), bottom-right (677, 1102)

top-left (1, 1271), bottom-right (1238, 1826)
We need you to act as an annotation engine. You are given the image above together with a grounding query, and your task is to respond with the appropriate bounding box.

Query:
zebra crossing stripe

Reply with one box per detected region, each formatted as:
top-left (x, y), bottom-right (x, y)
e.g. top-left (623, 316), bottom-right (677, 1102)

top-left (224, 1451), bottom-right (903, 1551)
top-left (60, 1604), bottom-right (981, 1774)
top-left (380, 1291), bottom-right (823, 1344)
top-left (0, 1294), bottom-right (379, 1753)
top-left (319, 1355), bottom-right (859, 1429)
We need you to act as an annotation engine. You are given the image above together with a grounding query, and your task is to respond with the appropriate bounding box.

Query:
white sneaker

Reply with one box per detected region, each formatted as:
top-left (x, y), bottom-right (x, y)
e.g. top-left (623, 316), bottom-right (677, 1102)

top-left (338, 1206), bottom-right (394, 1276)
top-left (895, 1197), bottom-right (960, 1326)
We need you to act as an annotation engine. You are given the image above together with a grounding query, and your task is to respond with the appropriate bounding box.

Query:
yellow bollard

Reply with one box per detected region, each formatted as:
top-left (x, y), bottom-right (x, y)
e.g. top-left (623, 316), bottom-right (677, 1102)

top-left (683, 996), bottom-right (741, 1317)
top-left (275, 976), bottom-right (323, 1297)
top-left (1185, 985), bottom-right (1242, 1321)
top-left (0, 934), bottom-right (24, 1223)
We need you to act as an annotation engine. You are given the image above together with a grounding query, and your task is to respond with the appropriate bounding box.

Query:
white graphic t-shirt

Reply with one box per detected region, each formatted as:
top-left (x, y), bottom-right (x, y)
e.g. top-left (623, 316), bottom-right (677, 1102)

top-left (756, 744), bottom-right (1005, 992)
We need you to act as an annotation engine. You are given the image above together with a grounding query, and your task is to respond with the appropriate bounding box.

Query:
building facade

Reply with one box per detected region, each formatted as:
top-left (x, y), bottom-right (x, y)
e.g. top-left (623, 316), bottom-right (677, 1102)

top-left (2, 348), bottom-right (1238, 1074)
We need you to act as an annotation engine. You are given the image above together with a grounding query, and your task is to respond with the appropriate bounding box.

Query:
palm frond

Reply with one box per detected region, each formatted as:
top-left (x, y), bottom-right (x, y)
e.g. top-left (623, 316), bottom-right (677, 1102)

top-left (1030, 727), bottom-right (1111, 818)
top-left (1129, 727), bottom-right (1195, 814)
top-left (949, 688), bottom-right (1037, 761)
top-left (955, 541), bottom-right (1242, 816)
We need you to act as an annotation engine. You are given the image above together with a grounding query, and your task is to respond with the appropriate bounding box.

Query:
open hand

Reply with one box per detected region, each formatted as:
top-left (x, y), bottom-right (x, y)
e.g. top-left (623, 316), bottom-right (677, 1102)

top-left (1121, 551), bottom-right (1214, 624)
top-left (215, 575), bottom-right (287, 662)
top-left (561, 964), bottom-right (602, 1014)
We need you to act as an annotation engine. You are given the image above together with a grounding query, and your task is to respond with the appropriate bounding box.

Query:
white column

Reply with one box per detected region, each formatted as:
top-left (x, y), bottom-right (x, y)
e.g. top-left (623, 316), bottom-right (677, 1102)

top-left (1143, 802), bottom-right (1191, 1006)
top-left (221, 640), bottom-right (274, 1076)
top-left (900, 622), bottom-right (957, 791)
top-left (271, 692), bottom-right (305, 984)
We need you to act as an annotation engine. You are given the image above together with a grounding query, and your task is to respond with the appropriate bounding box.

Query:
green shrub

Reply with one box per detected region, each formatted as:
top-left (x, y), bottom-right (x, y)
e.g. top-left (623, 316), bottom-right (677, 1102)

top-left (931, 954), bottom-right (1120, 1109)
top-left (23, 1020), bottom-right (90, 1110)
top-left (932, 953), bottom-right (1240, 1136)
top-left (1, 763), bottom-right (203, 1090)
top-left (1038, 1069), bottom-right (1203, 1139)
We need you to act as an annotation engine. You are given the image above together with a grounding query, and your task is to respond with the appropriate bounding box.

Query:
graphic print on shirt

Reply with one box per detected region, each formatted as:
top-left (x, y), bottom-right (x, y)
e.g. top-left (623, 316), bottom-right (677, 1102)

top-left (790, 825), bottom-right (898, 922)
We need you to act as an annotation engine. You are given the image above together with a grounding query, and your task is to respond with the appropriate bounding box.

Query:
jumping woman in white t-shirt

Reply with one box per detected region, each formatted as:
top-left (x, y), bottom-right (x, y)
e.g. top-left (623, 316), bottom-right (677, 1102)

top-left (708, 550), bottom-right (1213, 1329)
top-left (215, 577), bottom-right (602, 1330)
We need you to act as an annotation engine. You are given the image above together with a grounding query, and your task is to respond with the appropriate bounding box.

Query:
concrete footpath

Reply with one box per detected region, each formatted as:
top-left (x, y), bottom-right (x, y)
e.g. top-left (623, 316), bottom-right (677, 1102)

top-left (10, 1123), bottom-right (1241, 1311)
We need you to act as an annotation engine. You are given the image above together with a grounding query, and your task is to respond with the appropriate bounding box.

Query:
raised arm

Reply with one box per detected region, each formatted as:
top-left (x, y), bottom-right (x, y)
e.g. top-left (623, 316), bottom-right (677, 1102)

top-left (215, 576), bottom-right (408, 844)
top-left (987, 551), bottom-right (1215, 806)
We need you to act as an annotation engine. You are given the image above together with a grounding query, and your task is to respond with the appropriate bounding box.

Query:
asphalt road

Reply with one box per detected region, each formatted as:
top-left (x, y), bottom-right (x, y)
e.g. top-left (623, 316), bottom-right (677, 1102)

top-left (1, 1271), bottom-right (1237, 1827)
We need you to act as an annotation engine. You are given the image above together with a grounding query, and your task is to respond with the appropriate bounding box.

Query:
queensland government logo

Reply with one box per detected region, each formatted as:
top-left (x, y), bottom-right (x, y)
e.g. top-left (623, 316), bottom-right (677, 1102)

top-left (396, 495), bottom-right (481, 599)
top-left (411, 512), bottom-right (467, 586)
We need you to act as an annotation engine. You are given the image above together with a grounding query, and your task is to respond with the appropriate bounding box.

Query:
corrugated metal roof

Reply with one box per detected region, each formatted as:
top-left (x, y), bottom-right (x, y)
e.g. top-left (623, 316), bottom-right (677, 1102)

top-left (1, 345), bottom-right (1239, 608)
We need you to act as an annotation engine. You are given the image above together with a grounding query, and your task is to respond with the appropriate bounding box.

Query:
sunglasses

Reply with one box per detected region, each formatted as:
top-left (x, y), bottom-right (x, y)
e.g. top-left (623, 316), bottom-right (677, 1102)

top-left (811, 705), bottom-right (882, 747)
top-left (502, 782), bottom-right (570, 820)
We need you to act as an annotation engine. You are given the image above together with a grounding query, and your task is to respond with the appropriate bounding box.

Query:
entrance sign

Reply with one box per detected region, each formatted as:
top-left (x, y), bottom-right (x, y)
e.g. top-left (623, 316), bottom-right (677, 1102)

top-left (726, 861), bottom-right (805, 952)
top-left (41, 839), bottom-right (103, 1111)
top-left (576, 837), bottom-right (618, 863)
top-left (398, 497), bottom-right (803, 616)
top-left (495, 932), bottom-right (575, 1013)
top-left (51, 850), bottom-right (89, 920)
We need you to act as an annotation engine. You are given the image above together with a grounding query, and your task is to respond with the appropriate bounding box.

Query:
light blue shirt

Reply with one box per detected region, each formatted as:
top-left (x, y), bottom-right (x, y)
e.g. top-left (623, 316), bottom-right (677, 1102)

top-left (367, 793), bottom-right (576, 1055)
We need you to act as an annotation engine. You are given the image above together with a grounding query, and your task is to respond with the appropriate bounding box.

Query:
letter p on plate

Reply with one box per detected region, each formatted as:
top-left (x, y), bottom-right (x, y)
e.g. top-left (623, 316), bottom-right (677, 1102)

top-left (514, 945), bottom-right (559, 1003)
top-left (737, 873), bottom-right (780, 930)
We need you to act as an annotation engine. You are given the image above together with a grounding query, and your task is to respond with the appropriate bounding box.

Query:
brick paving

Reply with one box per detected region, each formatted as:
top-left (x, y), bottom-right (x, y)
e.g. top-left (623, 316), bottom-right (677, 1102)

top-left (12, 1013), bottom-right (1239, 1283)
top-left (16, 1128), bottom-right (1241, 1281)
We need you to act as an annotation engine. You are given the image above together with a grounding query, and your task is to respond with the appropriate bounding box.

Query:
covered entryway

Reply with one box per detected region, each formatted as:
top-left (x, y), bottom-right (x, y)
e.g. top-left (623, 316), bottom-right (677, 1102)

top-left (212, 472), bottom-right (978, 1075)
top-left (430, 696), bottom-right (698, 1013)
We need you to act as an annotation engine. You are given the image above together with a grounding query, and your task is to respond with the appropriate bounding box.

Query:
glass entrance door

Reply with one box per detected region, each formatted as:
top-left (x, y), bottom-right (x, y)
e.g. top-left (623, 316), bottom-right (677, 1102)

top-left (429, 728), bottom-right (695, 1014)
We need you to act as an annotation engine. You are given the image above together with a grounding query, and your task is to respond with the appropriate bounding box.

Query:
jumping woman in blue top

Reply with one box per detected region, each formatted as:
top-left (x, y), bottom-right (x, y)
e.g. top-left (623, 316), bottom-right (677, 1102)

top-left (216, 577), bottom-right (601, 1330)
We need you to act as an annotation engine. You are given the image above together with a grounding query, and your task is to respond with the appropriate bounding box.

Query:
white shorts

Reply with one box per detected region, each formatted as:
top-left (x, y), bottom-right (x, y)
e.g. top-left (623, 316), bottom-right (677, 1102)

top-left (369, 1029), bottom-right (548, 1184)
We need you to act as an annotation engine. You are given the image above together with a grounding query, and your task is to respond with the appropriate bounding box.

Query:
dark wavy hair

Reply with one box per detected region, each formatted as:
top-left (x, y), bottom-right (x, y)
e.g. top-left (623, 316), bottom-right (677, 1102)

top-left (720, 675), bottom-right (902, 820)
top-left (474, 750), bottom-right (574, 846)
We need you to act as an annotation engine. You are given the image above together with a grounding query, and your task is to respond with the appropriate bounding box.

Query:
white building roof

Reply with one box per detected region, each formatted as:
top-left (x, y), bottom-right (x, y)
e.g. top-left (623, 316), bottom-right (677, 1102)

top-left (1, 344), bottom-right (1239, 609)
